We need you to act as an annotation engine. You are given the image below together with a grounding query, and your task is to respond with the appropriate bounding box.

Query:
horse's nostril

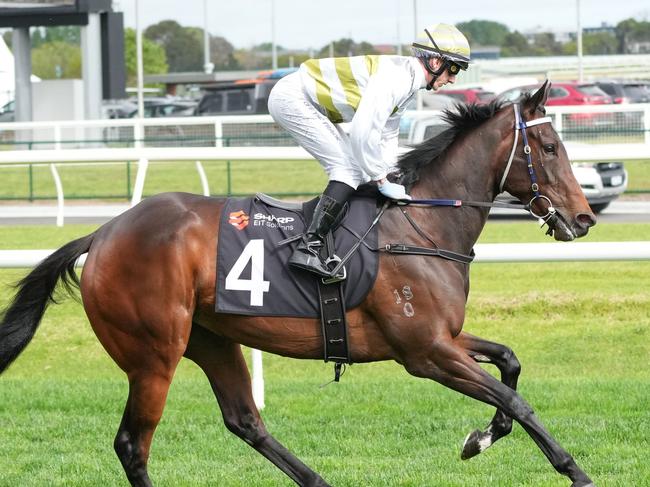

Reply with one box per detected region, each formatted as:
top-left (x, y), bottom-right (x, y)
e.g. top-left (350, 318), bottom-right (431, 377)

top-left (576, 212), bottom-right (597, 229)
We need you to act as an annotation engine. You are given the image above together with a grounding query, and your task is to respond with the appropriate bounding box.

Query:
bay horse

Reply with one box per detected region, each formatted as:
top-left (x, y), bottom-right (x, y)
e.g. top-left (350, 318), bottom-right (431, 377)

top-left (0, 82), bottom-right (597, 486)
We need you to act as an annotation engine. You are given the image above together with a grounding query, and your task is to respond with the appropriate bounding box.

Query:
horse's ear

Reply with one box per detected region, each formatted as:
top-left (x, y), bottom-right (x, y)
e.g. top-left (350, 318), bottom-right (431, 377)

top-left (525, 80), bottom-right (550, 114)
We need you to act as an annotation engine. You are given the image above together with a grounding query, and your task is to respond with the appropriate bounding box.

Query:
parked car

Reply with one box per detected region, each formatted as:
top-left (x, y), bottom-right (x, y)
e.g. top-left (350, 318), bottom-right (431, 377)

top-left (0, 99), bottom-right (14, 122)
top-left (438, 88), bottom-right (496, 104)
top-left (102, 100), bottom-right (137, 119)
top-left (498, 82), bottom-right (613, 106)
top-left (498, 82), bottom-right (615, 130)
top-left (594, 81), bottom-right (650, 104)
top-left (407, 114), bottom-right (627, 213)
top-left (127, 98), bottom-right (197, 118)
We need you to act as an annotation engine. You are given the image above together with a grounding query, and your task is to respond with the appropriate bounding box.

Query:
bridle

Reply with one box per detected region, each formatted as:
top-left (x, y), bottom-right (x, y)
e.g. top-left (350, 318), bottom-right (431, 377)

top-left (499, 103), bottom-right (556, 223)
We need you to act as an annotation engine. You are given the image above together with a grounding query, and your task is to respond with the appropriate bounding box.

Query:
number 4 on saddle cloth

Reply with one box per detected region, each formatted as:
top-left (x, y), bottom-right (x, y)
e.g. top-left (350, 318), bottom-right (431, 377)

top-left (216, 192), bottom-right (379, 318)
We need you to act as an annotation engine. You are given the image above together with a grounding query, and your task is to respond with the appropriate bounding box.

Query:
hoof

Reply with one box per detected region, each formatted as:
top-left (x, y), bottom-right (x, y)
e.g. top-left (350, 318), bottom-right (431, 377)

top-left (571, 483), bottom-right (595, 487)
top-left (461, 429), bottom-right (483, 460)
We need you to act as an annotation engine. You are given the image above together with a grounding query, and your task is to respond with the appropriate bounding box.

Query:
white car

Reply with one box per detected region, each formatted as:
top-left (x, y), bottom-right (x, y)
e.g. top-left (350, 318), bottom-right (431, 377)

top-left (405, 114), bottom-right (628, 213)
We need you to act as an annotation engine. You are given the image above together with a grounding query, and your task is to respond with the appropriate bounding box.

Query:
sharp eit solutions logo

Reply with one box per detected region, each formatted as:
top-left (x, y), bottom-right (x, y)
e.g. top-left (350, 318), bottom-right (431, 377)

top-left (253, 212), bottom-right (294, 230)
top-left (228, 210), bottom-right (249, 230)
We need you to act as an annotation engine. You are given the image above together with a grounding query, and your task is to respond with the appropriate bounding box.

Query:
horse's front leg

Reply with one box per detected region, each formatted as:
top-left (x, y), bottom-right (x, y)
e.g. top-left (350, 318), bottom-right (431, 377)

top-left (403, 335), bottom-right (594, 487)
top-left (455, 331), bottom-right (521, 459)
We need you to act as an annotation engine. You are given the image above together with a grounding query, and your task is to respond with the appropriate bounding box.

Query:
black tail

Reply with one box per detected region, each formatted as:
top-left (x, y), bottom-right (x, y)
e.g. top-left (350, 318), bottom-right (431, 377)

top-left (0, 233), bottom-right (95, 374)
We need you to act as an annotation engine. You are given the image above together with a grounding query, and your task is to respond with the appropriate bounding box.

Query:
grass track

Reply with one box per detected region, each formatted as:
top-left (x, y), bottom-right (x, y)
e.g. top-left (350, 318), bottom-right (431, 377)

top-left (0, 223), bottom-right (649, 486)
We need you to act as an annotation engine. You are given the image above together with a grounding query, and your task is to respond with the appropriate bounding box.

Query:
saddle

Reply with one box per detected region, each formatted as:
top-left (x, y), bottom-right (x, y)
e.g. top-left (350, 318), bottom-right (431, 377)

top-left (215, 192), bottom-right (381, 375)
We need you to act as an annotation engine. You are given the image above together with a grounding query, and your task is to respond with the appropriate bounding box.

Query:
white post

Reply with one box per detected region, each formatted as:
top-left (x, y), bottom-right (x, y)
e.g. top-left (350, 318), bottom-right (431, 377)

top-left (81, 12), bottom-right (103, 120)
top-left (131, 157), bottom-right (149, 206)
top-left (54, 124), bottom-right (62, 150)
top-left (554, 108), bottom-right (564, 139)
top-left (135, 0), bottom-right (145, 119)
top-left (49, 164), bottom-right (64, 227)
top-left (195, 160), bottom-right (210, 196)
top-left (203, 0), bottom-right (214, 73)
top-left (134, 119), bottom-right (143, 149)
top-left (396, 0), bottom-right (402, 55)
top-left (251, 349), bottom-right (265, 410)
top-left (645, 105), bottom-right (650, 146)
top-left (13, 27), bottom-right (32, 123)
top-left (576, 0), bottom-right (583, 82)
top-left (215, 120), bottom-right (223, 148)
top-left (413, 0), bottom-right (422, 110)
top-left (271, 0), bottom-right (278, 69)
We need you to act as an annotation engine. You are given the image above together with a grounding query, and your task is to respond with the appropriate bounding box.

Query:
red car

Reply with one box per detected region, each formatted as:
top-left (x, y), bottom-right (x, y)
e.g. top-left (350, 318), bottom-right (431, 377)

top-left (498, 82), bottom-right (613, 106)
top-left (498, 82), bottom-right (614, 128)
top-left (438, 88), bottom-right (496, 105)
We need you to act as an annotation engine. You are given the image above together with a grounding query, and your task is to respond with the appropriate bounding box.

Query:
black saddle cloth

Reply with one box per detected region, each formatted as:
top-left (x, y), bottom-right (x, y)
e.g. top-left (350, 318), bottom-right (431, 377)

top-left (215, 193), bottom-right (379, 318)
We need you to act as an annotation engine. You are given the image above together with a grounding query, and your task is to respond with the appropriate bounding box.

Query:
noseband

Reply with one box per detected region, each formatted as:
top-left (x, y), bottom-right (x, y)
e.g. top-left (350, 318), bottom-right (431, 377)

top-left (499, 104), bottom-right (554, 221)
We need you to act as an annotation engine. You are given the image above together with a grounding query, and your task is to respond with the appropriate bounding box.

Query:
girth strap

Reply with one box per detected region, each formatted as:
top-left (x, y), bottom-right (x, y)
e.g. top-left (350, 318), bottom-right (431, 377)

top-left (382, 243), bottom-right (475, 264)
top-left (317, 277), bottom-right (351, 374)
top-left (318, 227), bottom-right (351, 381)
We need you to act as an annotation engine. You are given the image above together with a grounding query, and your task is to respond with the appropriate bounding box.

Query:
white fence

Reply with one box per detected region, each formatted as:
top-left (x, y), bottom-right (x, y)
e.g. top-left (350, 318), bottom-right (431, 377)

top-left (2, 104), bottom-right (649, 226)
top-left (0, 103), bottom-right (649, 149)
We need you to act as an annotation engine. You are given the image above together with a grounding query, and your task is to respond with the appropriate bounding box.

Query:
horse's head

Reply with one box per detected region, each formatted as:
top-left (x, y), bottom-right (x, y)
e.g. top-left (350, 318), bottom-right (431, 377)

top-left (498, 81), bottom-right (596, 241)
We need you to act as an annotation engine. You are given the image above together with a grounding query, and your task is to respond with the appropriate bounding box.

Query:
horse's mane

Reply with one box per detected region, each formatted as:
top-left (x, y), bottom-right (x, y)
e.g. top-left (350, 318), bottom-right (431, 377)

top-left (397, 98), bottom-right (509, 187)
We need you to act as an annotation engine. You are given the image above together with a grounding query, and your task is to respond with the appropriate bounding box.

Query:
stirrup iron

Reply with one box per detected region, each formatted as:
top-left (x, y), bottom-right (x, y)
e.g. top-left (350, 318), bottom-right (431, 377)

top-left (322, 255), bottom-right (346, 284)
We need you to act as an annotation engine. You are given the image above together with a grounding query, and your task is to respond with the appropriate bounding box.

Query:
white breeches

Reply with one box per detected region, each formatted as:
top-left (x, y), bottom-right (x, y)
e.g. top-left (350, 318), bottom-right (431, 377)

top-left (267, 72), bottom-right (370, 189)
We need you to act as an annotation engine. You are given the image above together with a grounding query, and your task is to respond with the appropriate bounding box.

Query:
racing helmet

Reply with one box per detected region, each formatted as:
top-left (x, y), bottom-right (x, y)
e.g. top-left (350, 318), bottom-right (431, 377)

top-left (412, 23), bottom-right (471, 71)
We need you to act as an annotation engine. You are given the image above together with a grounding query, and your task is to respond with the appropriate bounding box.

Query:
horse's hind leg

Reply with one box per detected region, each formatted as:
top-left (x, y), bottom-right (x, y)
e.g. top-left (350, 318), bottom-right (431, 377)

top-left (87, 311), bottom-right (189, 487)
top-left (456, 331), bottom-right (521, 459)
top-left (115, 371), bottom-right (177, 487)
top-left (404, 336), bottom-right (594, 487)
top-left (184, 323), bottom-right (330, 487)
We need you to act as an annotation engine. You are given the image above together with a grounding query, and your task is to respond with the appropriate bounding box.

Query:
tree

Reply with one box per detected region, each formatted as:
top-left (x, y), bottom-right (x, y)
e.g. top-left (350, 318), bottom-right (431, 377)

top-left (616, 18), bottom-right (650, 53)
top-left (529, 32), bottom-right (563, 56)
top-left (255, 42), bottom-right (285, 52)
top-left (277, 53), bottom-right (310, 68)
top-left (316, 38), bottom-right (378, 57)
top-left (456, 20), bottom-right (509, 46)
top-left (124, 28), bottom-right (168, 86)
top-left (144, 20), bottom-right (203, 72)
top-left (233, 48), bottom-right (269, 70)
top-left (209, 36), bottom-right (241, 71)
top-left (24, 26), bottom-right (81, 48)
top-left (563, 32), bottom-right (619, 55)
top-left (31, 41), bottom-right (81, 78)
top-left (500, 31), bottom-right (532, 57)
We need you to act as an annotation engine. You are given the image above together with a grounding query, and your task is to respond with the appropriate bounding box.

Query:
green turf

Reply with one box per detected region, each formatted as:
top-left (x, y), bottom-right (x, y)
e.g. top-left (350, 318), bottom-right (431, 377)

top-left (1, 223), bottom-right (649, 486)
top-left (0, 159), bottom-right (328, 200)
top-left (624, 160), bottom-right (650, 192)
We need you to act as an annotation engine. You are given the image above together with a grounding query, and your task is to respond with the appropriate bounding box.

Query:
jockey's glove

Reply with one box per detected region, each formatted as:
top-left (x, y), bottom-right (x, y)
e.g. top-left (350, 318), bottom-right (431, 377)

top-left (378, 180), bottom-right (412, 200)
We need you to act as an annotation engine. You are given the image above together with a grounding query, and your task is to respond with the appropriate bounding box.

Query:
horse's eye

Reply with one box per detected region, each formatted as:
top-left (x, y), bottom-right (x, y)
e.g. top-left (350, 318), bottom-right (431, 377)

top-left (543, 143), bottom-right (556, 154)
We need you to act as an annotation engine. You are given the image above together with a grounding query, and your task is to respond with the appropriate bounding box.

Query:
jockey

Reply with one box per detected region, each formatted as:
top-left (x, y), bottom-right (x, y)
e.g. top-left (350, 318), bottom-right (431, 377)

top-left (268, 23), bottom-right (471, 277)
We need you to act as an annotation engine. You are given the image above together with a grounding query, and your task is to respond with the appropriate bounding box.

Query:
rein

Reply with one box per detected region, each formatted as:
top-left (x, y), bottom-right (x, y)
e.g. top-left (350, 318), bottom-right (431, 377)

top-left (400, 103), bottom-right (556, 219)
top-left (375, 103), bottom-right (557, 265)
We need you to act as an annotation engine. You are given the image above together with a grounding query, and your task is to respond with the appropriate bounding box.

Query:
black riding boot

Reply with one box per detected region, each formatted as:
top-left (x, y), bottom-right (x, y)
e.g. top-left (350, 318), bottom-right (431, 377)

top-left (289, 181), bottom-right (353, 277)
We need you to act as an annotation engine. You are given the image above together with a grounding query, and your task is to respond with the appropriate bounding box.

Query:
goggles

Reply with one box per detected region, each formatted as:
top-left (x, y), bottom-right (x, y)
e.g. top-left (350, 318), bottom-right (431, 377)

top-left (446, 60), bottom-right (462, 76)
